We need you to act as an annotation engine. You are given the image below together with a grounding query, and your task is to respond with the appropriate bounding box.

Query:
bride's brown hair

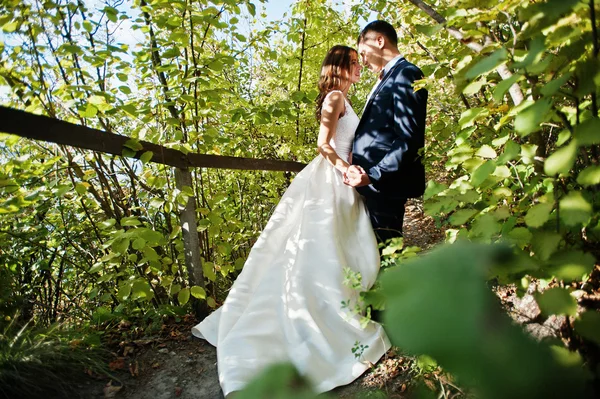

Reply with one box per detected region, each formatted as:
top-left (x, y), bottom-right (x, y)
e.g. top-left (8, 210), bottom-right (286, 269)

top-left (315, 45), bottom-right (357, 121)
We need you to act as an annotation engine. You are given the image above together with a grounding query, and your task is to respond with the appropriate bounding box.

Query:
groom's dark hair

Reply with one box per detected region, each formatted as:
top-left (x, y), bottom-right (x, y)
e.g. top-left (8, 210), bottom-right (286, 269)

top-left (357, 20), bottom-right (398, 47)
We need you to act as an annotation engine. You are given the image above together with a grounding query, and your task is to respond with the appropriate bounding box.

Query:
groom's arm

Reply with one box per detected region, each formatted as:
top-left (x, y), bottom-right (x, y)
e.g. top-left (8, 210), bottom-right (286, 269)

top-left (366, 66), bottom-right (427, 186)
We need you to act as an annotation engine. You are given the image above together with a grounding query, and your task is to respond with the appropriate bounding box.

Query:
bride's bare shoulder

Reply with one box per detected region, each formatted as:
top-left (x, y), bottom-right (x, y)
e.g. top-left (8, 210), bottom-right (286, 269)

top-left (322, 90), bottom-right (346, 117)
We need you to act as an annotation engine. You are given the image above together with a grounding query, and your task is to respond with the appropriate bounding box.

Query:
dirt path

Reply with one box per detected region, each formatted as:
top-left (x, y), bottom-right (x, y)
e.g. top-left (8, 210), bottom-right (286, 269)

top-left (77, 199), bottom-right (444, 399)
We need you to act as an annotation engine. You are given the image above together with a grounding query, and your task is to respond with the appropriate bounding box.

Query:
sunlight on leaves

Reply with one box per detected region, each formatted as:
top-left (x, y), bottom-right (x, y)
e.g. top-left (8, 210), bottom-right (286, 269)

top-left (536, 287), bottom-right (577, 316)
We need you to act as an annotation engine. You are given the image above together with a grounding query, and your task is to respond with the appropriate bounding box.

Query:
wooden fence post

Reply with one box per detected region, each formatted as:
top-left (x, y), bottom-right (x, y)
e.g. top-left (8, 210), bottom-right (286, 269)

top-left (175, 167), bottom-right (209, 319)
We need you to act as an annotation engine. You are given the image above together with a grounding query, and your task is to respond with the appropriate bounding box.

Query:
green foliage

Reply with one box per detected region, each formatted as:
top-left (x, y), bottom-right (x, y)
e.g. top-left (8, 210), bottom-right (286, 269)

top-left (381, 242), bottom-right (589, 399)
top-left (1, 0), bottom-right (599, 396)
top-left (236, 362), bottom-right (324, 399)
top-left (1, 0), bottom-right (358, 325)
top-left (0, 318), bottom-right (111, 399)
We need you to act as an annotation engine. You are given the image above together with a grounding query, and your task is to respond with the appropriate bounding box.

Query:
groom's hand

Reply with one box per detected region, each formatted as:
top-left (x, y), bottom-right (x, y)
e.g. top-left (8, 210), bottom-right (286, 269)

top-left (344, 165), bottom-right (371, 187)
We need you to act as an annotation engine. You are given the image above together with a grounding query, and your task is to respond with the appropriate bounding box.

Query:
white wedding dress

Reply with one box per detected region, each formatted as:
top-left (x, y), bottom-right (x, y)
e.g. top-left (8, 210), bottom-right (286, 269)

top-left (192, 91), bottom-right (390, 395)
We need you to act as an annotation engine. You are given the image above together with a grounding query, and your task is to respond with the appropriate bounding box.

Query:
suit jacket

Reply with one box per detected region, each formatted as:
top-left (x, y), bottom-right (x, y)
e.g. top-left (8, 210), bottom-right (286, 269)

top-left (353, 57), bottom-right (428, 199)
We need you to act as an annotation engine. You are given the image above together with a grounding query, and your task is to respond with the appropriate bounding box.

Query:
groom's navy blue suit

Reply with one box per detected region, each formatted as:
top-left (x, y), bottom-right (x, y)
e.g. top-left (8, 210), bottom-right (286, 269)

top-left (352, 57), bottom-right (428, 242)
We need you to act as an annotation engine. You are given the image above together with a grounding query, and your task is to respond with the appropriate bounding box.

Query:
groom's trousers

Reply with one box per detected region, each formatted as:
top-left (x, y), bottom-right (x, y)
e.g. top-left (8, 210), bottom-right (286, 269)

top-left (362, 190), bottom-right (407, 243)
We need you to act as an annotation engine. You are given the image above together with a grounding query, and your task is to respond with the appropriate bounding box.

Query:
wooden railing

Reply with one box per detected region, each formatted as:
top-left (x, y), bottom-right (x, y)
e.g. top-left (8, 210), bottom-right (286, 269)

top-left (0, 105), bottom-right (307, 317)
top-left (0, 106), bottom-right (306, 172)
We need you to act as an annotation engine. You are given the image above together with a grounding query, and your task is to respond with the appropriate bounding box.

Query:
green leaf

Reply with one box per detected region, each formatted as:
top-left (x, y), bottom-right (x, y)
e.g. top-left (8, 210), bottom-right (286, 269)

top-left (513, 35), bottom-right (546, 69)
top-left (550, 345), bottom-right (583, 368)
top-left (2, 21), bottom-right (19, 33)
top-left (465, 48), bottom-right (508, 80)
top-left (121, 216), bottom-right (141, 226)
top-left (80, 103), bottom-right (98, 118)
top-left (544, 140), bottom-right (577, 176)
top-left (170, 284), bottom-right (181, 296)
top-left (124, 138), bottom-right (143, 151)
top-left (531, 231), bottom-right (561, 261)
top-left (291, 91), bottom-right (305, 102)
top-left (143, 246), bottom-right (159, 262)
top-left (507, 227), bottom-right (532, 248)
top-left (424, 180), bottom-right (447, 201)
top-left (497, 140), bottom-right (521, 164)
top-left (493, 74), bottom-right (522, 103)
top-left (470, 214), bottom-right (501, 239)
top-left (140, 151), bottom-right (153, 164)
top-left (119, 85), bottom-right (131, 94)
top-left (97, 273), bottom-right (116, 284)
top-left (75, 182), bottom-right (89, 195)
top-left (549, 250), bottom-right (595, 281)
top-left (247, 2), bottom-right (256, 16)
top-left (208, 211), bottom-right (223, 226)
top-left (131, 280), bottom-right (153, 301)
top-left (207, 296), bottom-right (216, 308)
top-left (559, 191), bottom-right (592, 226)
top-left (100, 219), bottom-right (116, 229)
top-left (138, 228), bottom-right (163, 245)
top-left (112, 238), bottom-right (130, 255)
top-left (89, 263), bottom-right (104, 274)
top-left (515, 98), bottom-right (553, 136)
top-left (574, 118), bottom-right (600, 146)
top-left (536, 287), bottom-right (577, 316)
top-left (449, 209), bottom-right (479, 226)
top-left (104, 6), bottom-right (118, 23)
top-left (475, 145), bottom-right (497, 159)
top-left (132, 238), bottom-right (146, 250)
top-left (62, 44), bottom-right (82, 55)
top-left (190, 285), bottom-right (206, 299)
top-left (208, 60), bottom-right (224, 72)
top-left (463, 78), bottom-right (486, 96)
top-left (541, 72), bottom-right (572, 97)
top-left (203, 262), bottom-right (217, 282)
top-left (459, 107), bottom-right (488, 128)
top-left (235, 258), bottom-right (246, 270)
top-left (83, 20), bottom-right (93, 32)
top-left (381, 242), bottom-right (586, 398)
top-left (492, 165), bottom-right (511, 179)
top-left (471, 160), bottom-right (496, 186)
top-left (574, 311), bottom-right (600, 346)
top-left (178, 287), bottom-right (190, 305)
top-left (162, 47), bottom-right (181, 58)
top-left (121, 104), bottom-right (138, 117)
top-left (88, 95), bottom-right (106, 106)
top-left (576, 165), bottom-right (600, 186)
top-left (382, 237), bottom-right (404, 256)
top-left (415, 24), bottom-right (443, 36)
top-left (556, 129), bottom-right (571, 146)
top-left (525, 202), bottom-right (553, 228)
top-left (118, 283), bottom-right (132, 301)
top-left (197, 219), bottom-right (210, 232)
top-left (166, 16), bottom-right (181, 27)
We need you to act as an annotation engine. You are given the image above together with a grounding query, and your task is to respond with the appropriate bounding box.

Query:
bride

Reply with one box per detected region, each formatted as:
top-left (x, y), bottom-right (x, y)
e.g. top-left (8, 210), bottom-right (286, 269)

top-left (192, 45), bottom-right (390, 396)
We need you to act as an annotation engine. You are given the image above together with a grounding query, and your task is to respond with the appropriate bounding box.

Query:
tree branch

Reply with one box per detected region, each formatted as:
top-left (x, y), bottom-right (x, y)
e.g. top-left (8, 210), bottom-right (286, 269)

top-left (405, 0), bottom-right (524, 106)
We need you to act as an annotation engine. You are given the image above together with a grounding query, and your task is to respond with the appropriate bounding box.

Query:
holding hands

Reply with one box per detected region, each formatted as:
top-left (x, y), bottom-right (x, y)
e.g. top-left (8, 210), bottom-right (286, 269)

top-left (343, 165), bottom-right (371, 187)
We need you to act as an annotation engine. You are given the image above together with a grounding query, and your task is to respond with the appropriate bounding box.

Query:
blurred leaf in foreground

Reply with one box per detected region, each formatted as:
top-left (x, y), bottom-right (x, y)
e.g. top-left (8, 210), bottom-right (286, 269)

top-left (237, 363), bottom-right (324, 399)
top-left (382, 242), bottom-right (590, 399)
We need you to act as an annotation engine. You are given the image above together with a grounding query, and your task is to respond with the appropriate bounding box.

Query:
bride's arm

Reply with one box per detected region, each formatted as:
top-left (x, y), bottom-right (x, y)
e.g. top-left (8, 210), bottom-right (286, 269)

top-left (317, 91), bottom-right (350, 174)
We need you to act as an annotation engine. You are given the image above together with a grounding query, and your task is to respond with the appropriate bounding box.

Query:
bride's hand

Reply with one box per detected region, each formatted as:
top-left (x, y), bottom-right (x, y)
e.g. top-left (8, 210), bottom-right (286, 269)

top-left (343, 165), bottom-right (366, 185)
top-left (345, 165), bottom-right (366, 178)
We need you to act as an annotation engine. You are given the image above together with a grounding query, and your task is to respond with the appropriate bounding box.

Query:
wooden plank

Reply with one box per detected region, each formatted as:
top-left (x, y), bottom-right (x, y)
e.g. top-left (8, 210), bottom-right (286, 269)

top-left (0, 106), bottom-right (306, 172)
top-left (0, 106), bottom-right (189, 168)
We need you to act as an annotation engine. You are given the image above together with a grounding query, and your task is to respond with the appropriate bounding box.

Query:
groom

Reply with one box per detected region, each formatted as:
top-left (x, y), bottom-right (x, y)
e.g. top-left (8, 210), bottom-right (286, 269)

top-left (344, 20), bottom-right (428, 242)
